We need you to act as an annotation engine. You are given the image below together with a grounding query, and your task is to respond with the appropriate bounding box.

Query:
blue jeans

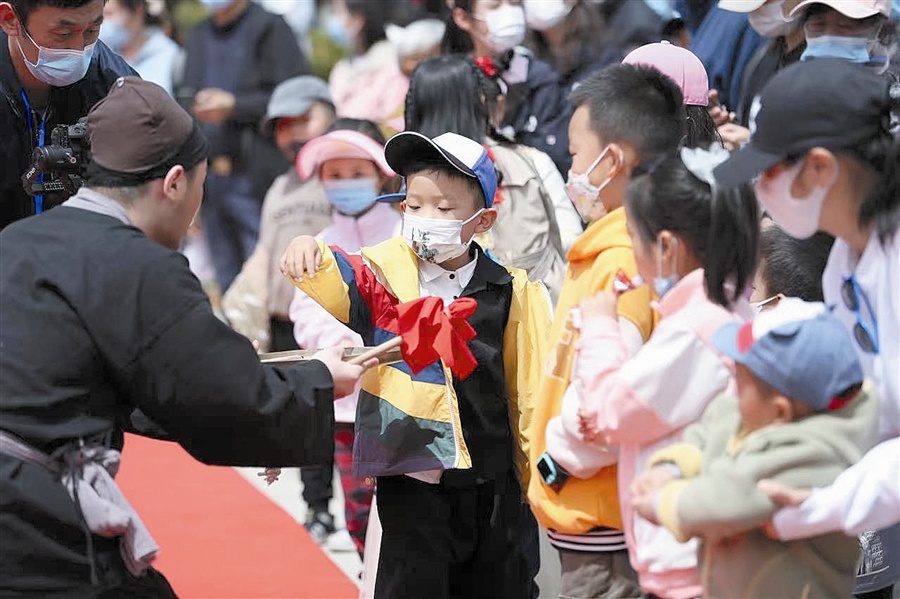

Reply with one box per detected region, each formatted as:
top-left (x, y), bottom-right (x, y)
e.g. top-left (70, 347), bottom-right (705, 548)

top-left (201, 172), bottom-right (261, 292)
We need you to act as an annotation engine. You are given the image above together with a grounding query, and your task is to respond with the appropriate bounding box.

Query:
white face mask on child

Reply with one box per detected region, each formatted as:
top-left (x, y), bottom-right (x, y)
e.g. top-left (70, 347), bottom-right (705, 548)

top-left (402, 210), bottom-right (484, 264)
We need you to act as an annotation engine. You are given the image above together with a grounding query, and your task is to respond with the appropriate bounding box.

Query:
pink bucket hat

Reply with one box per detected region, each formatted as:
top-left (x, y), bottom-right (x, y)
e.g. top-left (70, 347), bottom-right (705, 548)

top-left (296, 130), bottom-right (396, 180)
top-left (622, 41), bottom-right (710, 106)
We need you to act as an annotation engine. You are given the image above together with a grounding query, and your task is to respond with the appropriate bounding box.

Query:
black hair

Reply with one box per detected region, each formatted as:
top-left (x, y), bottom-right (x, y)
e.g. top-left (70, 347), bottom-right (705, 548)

top-left (684, 105), bottom-right (722, 149)
top-left (849, 129), bottom-right (900, 242)
top-left (326, 117), bottom-right (386, 146)
top-left (569, 64), bottom-right (686, 168)
top-left (626, 155), bottom-right (759, 308)
top-left (114, 0), bottom-right (168, 28)
top-left (405, 54), bottom-right (490, 141)
top-left (441, 0), bottom-right (474, 54)
top-left (524, 1), bottom-right (607, 79)
top-left (758, 223), bottom-right (834, 302)
top-left (10, 0), bottom-right (94, 26)
top-left (403, 155), bottom-right (487, 209)
top-left (344, 0), bottom-right (392, 54)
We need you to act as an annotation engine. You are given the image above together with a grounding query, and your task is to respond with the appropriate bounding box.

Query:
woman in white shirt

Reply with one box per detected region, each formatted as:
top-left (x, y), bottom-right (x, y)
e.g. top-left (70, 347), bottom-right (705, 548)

top-left (714, 57), bottom-right (900, 597)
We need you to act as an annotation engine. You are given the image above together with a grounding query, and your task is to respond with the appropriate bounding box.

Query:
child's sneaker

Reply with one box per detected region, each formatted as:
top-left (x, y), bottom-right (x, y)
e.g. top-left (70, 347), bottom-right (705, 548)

top-left (304, 510), bottom-right (336, 545)
top-left (325, 529), bottom-right (357, 553)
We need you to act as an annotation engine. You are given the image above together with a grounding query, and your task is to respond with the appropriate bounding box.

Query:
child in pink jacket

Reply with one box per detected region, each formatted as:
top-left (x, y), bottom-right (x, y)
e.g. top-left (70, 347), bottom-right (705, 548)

top-left (545, 147), bottom-right (759, 598)
top-left (288, 120), bottom-right (401, 559)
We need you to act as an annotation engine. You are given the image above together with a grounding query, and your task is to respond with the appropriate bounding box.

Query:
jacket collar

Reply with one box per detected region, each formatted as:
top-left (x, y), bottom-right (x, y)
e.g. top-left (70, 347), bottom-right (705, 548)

top-left (654, 268), bottom-right (707, 318)
top-left (461, 244), bottom-right (513, 296)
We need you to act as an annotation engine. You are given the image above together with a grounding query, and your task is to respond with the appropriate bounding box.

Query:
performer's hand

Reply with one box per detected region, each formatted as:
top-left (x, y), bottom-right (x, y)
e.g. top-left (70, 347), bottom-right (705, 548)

top-left (280, 236), bottom-right (322, 282)
top-left (313, 346), bottom-right (378, 398)
top-left (258, 467), bottom-right (281, 485)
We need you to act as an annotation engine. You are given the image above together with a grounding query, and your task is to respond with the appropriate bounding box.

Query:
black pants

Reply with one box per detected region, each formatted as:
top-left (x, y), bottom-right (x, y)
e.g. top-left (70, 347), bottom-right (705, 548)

top-left (374, 472), bottom-right (533, 599)
top-left (270, 316), bottom-right (337, 513)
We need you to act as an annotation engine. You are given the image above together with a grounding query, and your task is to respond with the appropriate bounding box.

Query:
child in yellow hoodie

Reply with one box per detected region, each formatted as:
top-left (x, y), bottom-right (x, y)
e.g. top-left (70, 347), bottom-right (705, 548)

top-left (527, 64), bottom-right (687, 598)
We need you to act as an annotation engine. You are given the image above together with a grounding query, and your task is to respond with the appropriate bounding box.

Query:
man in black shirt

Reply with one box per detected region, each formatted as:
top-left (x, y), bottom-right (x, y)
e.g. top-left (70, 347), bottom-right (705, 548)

top-left (0, 0), bottom-right (136, 229)
top-left (0, 77), bottom-right (373, 597)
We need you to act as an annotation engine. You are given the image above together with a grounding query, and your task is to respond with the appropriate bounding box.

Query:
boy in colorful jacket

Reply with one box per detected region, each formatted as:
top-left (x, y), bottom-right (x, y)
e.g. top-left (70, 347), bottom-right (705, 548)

top-left (633, 299), bottom-right (879, 598)
top-left (280, 131), bottom-right (551, 598)
top-left (526, 64), bottom-right (686, 597)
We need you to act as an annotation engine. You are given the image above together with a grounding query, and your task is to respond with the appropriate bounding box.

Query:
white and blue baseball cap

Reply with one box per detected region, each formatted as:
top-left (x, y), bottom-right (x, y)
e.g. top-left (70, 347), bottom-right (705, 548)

top-left (377, 131), bottom-right (497, 208)
top-left (713, 298), bottom-right (864, 411)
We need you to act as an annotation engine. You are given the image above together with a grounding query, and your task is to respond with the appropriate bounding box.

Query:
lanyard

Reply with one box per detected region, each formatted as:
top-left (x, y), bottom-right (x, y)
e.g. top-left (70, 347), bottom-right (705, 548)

top-left (19, 89), bottom-right (46, 214)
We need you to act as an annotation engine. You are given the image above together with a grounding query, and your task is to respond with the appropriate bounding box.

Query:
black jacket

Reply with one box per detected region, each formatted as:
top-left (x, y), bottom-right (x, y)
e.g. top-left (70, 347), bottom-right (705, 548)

top-left (502, 51), bottom-right (573, 176)
top-left (175, 3), bottom-right (307, 199)
top-left (0, 205), bottom-right (337, 594)
top-left (0, 36), bottom-right (136, 230)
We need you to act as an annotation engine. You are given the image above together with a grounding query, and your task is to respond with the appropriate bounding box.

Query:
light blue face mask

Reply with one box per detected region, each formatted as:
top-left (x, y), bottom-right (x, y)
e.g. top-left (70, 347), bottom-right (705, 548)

top-left (801, 35), bottom-right (871, 63)
top-left (17, 29), bottom-right (95, 87)
top-left (99, 21), bottom-right (130, 54)
top-left (323, 177), bottom-right (378, 216)
top-left (325, 14), bottom-right (352, 48)
top-left (653, 236), bottom-right (679, 298)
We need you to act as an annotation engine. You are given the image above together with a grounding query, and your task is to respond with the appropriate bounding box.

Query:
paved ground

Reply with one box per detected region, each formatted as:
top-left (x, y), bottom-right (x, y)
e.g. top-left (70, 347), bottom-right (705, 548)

top-left (235, 467), bottom-right (562, 598)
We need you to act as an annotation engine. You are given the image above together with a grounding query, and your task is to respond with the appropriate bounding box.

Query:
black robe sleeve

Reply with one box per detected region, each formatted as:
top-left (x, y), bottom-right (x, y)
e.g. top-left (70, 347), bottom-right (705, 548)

top-left (122, 253), bottom-right (336, 467)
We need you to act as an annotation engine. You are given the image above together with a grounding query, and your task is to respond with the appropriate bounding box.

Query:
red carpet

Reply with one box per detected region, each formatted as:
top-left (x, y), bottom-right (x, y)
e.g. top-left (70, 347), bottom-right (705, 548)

top-left (117, 434), bottom-right (359, 599)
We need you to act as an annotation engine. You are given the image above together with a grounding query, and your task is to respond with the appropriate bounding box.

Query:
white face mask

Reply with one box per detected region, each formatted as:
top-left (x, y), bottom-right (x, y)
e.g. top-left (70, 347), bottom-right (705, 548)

top-left (402, 210), bottom-right (484, 264)
top-left (565, 146), bottom-right (612, 224)
top-left (753, 158), bottom-right (837, 239)
top-left (478, 4), bottom-right (526, 54)
top-left (748, 0), bottom-right (793, 38)
top-left (17, 29), bottom-right (95, 87)
top-left (524, 0), bottom-right (571, 32)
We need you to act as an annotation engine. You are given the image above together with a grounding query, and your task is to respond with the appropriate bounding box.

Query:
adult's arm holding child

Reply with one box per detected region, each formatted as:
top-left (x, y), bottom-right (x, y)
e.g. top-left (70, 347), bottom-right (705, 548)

top-left (760, 437), bottom-right (900, 539)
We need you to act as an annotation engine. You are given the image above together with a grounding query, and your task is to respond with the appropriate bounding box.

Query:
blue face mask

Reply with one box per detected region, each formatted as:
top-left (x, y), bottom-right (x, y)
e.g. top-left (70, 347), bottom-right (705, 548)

top-left (325, 14), bottom-right (352, 48)
top-left (99, 20), bottom-right (130, 54)
top-left (323, 177), bottom-right (378, 216)
top-left (652, 236), bottom-right (679, 298)
top-left (801, 35), bottom-right (871, 63)
top-left (16, 29), bottom-right (95, 87)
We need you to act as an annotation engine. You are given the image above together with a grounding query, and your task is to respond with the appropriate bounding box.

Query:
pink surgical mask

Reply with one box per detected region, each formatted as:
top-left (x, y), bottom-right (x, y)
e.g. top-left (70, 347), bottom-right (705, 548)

top-left (753, 158), bottom-right (837, 239)
top-left (565, 146), bottom-right (613, 224)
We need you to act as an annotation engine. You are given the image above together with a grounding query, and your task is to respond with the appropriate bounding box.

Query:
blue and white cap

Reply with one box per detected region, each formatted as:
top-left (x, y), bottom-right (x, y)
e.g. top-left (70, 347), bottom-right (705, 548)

top-left (713, 298), bottom-right (864, 412)
top-left (377, 131), bottom-right (497, 208)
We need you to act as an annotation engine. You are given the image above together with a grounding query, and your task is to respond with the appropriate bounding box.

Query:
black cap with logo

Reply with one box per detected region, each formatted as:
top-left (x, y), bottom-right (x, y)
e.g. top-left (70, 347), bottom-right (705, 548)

top-left (713, 59), bottom-right (891, 187)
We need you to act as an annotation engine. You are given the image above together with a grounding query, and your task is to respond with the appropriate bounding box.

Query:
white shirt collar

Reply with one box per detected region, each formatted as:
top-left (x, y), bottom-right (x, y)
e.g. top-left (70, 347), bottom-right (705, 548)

top-left (418, 252), bottom-right (479, 286)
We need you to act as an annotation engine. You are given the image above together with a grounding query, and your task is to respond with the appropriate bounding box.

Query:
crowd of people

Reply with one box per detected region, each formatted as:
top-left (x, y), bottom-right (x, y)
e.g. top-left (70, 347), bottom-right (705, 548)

top-left (0, 0), bottom-right (899, 598)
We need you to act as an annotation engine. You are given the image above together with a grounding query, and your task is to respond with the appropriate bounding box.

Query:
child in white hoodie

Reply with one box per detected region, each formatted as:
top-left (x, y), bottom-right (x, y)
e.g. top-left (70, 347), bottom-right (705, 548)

top-left (289, 119), bottom-right (401, 559)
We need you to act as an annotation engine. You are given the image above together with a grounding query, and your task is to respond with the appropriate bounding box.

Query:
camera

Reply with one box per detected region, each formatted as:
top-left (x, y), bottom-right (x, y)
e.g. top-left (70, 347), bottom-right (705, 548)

top-left (21, 117), bottom-right (91, 197)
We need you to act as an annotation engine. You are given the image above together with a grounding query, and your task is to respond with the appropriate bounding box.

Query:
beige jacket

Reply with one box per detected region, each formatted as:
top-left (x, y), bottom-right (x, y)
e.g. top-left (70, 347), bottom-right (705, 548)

top-left (650, 383), bottom-right (880, 598)
top-left (222, 171), bottom-right (331, 350)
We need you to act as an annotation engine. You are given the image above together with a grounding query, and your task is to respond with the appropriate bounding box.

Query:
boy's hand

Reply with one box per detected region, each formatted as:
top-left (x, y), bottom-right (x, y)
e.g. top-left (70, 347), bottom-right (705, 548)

top-left (313, 346), bottom-right (378, 398)
top-left (757, 479), bottom-right (811, 507)
top-left (280, 236), bottom-right (322, 282)
top-left (580, 290), bottom-right (618, 320)
top-left (631, 466), bottom-right (676, 499)
top-left (633, 490), bottom-right (661, 525)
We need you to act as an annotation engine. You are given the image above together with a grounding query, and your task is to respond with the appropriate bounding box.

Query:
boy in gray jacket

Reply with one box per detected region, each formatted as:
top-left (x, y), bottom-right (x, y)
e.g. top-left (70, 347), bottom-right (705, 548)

top-left (632, 298), bottom-right (878, 598)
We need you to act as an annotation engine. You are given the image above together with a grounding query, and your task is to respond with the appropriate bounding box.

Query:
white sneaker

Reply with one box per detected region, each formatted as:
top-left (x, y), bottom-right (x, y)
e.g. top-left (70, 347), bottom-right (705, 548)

top-left (326, 529), bottom-right (357, 553)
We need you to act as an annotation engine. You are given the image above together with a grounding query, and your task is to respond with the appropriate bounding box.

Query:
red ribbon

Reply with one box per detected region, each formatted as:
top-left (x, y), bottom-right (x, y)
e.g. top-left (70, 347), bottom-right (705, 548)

top-left (396, 296), bottom-right (479, 379)
top-left (474, 55), bottom-right (498, 79)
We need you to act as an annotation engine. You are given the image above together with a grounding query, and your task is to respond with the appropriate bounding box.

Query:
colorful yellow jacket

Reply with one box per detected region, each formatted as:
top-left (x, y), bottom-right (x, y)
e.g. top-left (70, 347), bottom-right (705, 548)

top-left (293, 237), bottom-right (552, 487)
top-left (527, 207), bottom-right (656, 534)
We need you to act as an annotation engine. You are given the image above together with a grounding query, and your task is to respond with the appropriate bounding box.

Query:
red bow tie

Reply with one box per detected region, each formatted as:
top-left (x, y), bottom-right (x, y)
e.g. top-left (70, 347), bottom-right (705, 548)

top-left (396, 296), bottom-right (479, 379)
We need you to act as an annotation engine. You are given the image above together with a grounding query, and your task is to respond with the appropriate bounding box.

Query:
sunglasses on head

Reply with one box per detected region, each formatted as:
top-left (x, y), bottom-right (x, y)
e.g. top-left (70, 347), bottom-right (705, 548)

top-left (841, 276), bottom-right (879, 354)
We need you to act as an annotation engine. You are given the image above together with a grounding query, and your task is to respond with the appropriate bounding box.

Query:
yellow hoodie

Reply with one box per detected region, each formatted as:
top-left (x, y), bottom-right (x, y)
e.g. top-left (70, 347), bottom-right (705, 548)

top-left (527, 207), bottom-right (656, 533)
